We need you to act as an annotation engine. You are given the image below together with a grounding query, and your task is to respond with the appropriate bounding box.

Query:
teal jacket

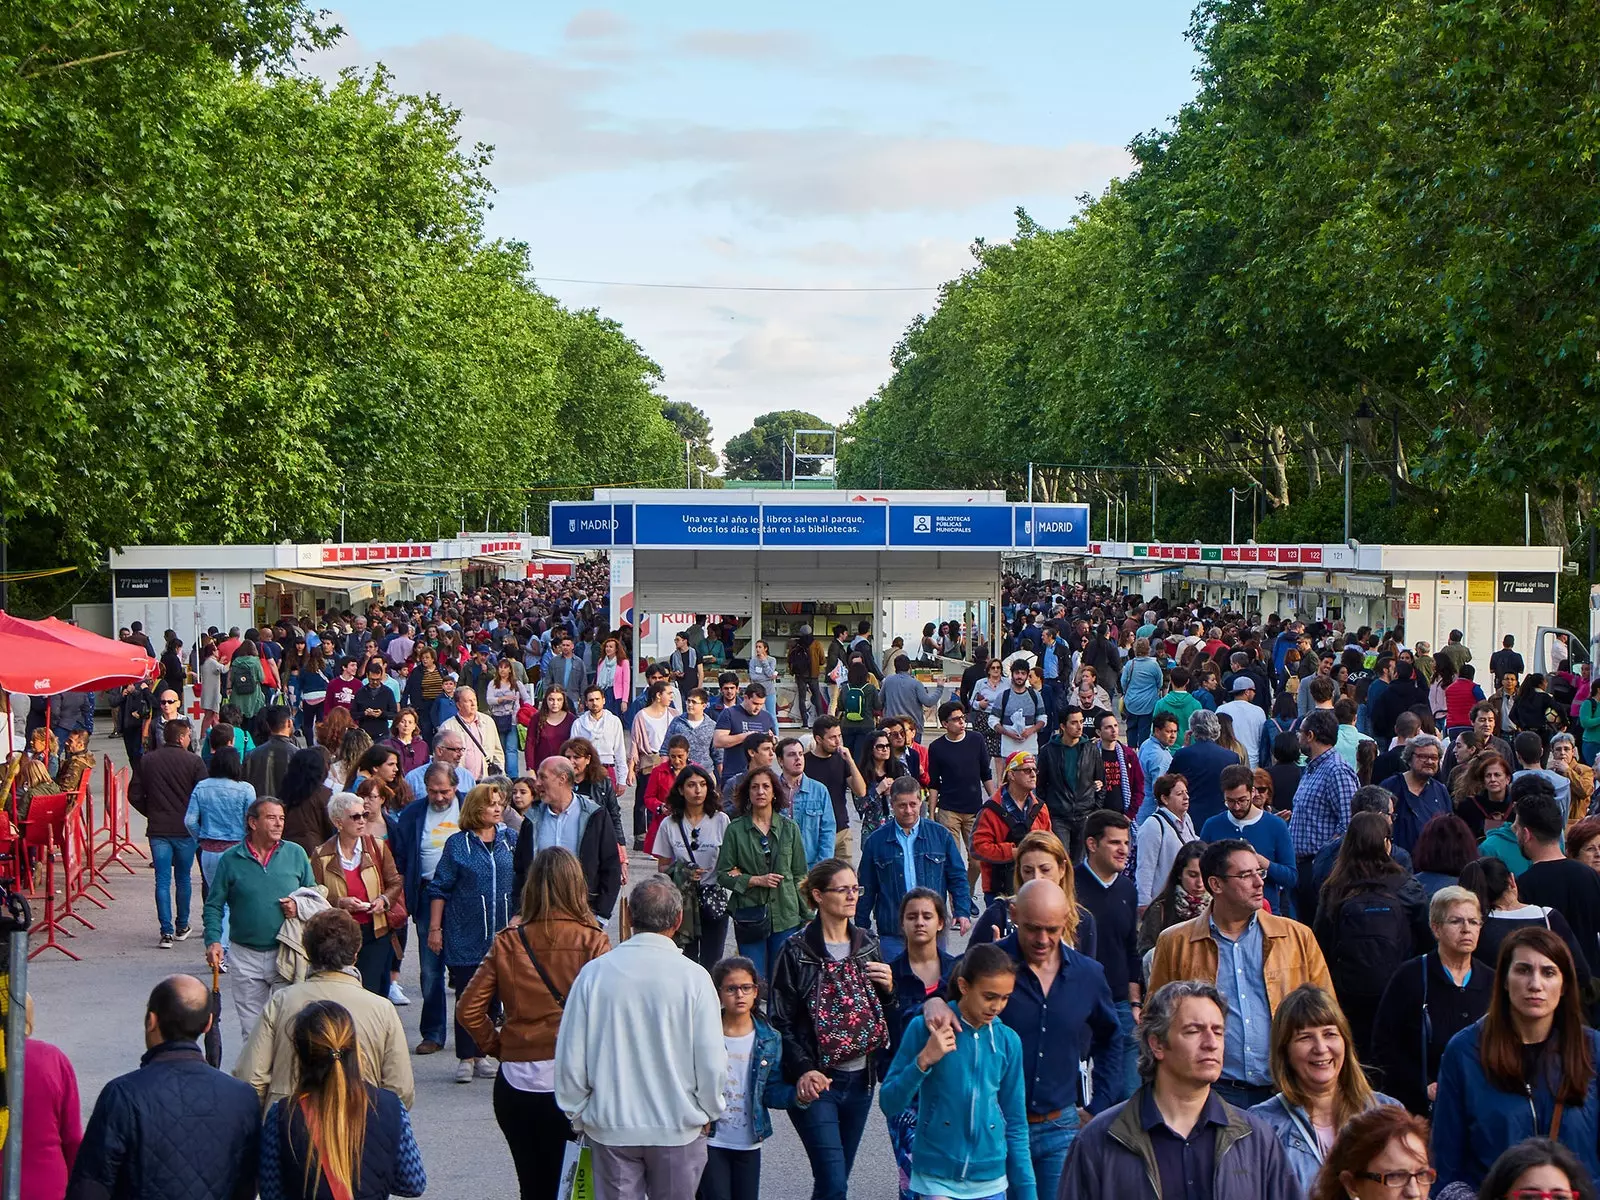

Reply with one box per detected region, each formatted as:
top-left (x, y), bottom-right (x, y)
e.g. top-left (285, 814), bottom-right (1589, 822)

top-left (202, 839), bottom-right (315, 950)
top-left (879, 1013), bottom-right (1035, 1196)
top-left (1479, 821), bottom-right (1531, 874)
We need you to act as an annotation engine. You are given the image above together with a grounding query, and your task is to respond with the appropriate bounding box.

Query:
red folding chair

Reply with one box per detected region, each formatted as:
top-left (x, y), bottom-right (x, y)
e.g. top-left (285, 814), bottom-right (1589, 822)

top-left (23, 790), bottom-right (81, 960)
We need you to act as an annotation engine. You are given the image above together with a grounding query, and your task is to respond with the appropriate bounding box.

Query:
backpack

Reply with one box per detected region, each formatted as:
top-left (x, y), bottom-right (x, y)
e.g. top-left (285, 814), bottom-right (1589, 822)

top-left (980, 797), bottom-right (1043, 895)
top-left (809, 953), bottom-right (887, 1068)
top-left (841, 686), bottom-right (869, 724)
top-left (787, 639), bottom-right (811, 678)
top-left (998, 686), bottom-right (1042, 732)
top-left (1328, 881), bottom-right (1413, 999)
top-left (229, 660), bottom-right (257, 696)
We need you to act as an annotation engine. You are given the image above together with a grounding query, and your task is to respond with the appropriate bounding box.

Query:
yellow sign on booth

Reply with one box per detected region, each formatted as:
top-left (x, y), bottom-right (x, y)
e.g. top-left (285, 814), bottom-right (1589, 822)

top-left (1467, 573), bottom-right (1495, 604)
top-left (170, 570), bottom-right (197, 598)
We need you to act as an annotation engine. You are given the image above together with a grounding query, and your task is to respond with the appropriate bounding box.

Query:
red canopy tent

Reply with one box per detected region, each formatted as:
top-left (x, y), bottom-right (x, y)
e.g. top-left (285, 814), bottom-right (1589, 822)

top-left (0, 610), bottom-right (157, 695)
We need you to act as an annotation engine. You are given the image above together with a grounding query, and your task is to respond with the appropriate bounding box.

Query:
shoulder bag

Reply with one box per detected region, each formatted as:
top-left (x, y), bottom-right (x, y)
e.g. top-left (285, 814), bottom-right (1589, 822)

top-left (677, 816), bottom-right (729, 920)
top-left (517, 924), bottom-right (566, 1007)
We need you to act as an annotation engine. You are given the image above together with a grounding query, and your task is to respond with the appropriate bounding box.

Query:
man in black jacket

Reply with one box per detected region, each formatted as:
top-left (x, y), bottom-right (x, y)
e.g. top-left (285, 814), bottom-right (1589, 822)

top-left (1037, 706), bottom-right (1106, 863)
top-left (352, 660), bottom-right (398, 742)
top-left (129, 721), bottom-right (208, 948)
top-left (68, 975), bottom-right (260, 1200)
top-left (242, 705), bottom-right (298, 799)
top-left (511, 755), bottom-right (622, 919)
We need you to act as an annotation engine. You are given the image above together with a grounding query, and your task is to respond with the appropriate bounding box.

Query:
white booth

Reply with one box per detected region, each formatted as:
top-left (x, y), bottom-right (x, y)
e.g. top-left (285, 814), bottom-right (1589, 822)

top-left (109, 534), bottom-right (541, 653)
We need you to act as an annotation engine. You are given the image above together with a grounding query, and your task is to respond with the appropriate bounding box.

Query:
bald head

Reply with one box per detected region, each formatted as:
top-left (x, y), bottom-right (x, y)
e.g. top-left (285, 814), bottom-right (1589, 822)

top-left (1013, 879), bottom-right (1070, 968)
top-left (145, 974), bottom-right (211, 1047)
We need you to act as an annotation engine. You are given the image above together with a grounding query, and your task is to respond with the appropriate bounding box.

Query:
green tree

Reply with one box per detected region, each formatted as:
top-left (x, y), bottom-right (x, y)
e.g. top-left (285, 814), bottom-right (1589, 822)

top-left (660, 400), bottom-right (721, 486)
top-left (723, 411), bottom-right (833, 480)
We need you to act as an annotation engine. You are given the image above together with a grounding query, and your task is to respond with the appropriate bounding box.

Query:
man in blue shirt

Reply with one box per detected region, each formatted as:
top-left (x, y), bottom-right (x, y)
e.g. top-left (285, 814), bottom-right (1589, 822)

top-left (401, 730), bottom-right (475, 800)
top-left (711, 683), bottom-right (777, 785)
top-left (1135, 712), bottom-right (1178, 823)
top-left (1038, 623), bottom-right (1064, 729)
top-left (1199, 764), bottom-right (1297, 917)
top-left (919, 879), bottom-right (1118, 1200)
top-left (1075, 809), bottom-right (1143, 1105)
top-left (855, 776), bottom-right (971, 958)
top-left (777, 736), bottom-right (835, 868)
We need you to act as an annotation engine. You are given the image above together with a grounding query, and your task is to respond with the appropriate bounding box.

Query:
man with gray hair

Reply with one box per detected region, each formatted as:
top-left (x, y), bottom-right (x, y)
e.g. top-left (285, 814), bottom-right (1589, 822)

top-left (401, 727), bottom-right (474, 799)
top-left (556, 875), bottom-right (726, 1200)
top-left (1058, 979), bottom-right (1297, 1200)
top-left (1167, 708), bottom-right (1240, 829)
top-left (512, 753), bottom-right (622, 918)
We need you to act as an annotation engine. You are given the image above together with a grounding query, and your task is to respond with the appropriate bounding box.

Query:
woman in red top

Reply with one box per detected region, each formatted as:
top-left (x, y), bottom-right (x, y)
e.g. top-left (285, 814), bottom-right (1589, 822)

top-left (524, 685), bottom-right (575, 771)
top-left (7, 996), bottom-right (81, 1200)
top-left (309, 791), bottom-right (404, 995)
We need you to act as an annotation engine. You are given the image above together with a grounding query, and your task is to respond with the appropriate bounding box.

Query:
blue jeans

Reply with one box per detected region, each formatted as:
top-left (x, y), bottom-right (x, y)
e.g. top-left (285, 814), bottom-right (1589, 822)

top-left (736, 923), bottom-right (797, 982)
top-left (789, 1068), bottom-right (873, 1200)
top-left (415, 911), bottom-right (448, 1045)
top-left (198, 846), bottom-right (230, 948)
top-left (1017, 1108), bottom-right (1079, 1200)
top-left (150, 836), bottom-right (197, 937)
top-left (1108, 1000), bottom-right (1140, 1104)
top-left (1124, 712), bottom-right (1152, 750)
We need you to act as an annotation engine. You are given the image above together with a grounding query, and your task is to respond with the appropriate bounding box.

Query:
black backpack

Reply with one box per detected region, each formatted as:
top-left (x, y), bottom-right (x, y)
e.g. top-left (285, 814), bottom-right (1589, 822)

top-left (1328, 880), bottom-right (1412, 999)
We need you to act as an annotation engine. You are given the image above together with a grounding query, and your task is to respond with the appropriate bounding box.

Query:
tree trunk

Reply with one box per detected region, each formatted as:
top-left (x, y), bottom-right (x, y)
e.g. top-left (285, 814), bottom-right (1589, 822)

top-left (1266, 425), bottom-right (1290, 509)
top-left (1304, 423), bottom-right (1322, 493)
top-left (1539, 492), bottom-right (1569, 549)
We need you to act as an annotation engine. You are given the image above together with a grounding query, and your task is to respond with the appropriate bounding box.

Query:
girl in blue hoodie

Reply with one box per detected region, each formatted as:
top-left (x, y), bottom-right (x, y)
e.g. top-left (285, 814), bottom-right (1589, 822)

top-left (879, 943), bottom-right (1036, 1200)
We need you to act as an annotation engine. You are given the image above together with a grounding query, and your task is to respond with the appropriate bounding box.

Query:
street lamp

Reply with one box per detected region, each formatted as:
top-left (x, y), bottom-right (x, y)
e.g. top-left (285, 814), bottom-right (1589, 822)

top-left (1226, 429), bottom-right (1245, 462)
top-left (1344, 399), bottom-right (1377, 545)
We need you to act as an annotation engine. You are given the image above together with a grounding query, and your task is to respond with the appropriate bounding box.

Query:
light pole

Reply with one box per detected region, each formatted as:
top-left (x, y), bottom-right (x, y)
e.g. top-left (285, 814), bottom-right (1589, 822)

top-left (1348, 399), bottom-right (1375, 544)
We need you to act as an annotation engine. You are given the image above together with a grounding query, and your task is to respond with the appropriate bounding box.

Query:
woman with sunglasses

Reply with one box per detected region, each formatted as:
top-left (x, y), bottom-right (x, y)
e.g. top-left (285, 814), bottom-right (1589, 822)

top-left (855, 732), bottom-right (905, 836)
top-left (651, 764), bottom-right (731, 970)
top-left (309, 791), bottom-right (403, 994)
top-left (1461, 1137), bottom-right (1598, 1200)
top-left (1431, 926), bottom-right (1600, 1192)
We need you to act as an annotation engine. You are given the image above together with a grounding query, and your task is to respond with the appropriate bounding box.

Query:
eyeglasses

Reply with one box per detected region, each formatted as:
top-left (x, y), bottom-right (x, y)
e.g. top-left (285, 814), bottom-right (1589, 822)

top-left (1441, 916), bottom-right (1483, 929)
top-left (722, 983), bottom-right (758, 995)
top-left (1359, 1169), bottom-right (1437, 1190)
top-left (1505, 1189), bottom-right (1578, 1200)
top-left (1221, 869), bottom-right (1268, 881)
top-left (821, 885), bottom-right (863, 897)
top-left (346, 813), bottom-right (370, 822)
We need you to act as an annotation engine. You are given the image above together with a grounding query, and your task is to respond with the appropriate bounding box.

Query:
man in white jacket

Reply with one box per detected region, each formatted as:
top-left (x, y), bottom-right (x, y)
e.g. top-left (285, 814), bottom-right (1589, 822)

top-left (555, 875), bottom-right (726, 1199)
top-left (573, 684), bottom-right (629, 788)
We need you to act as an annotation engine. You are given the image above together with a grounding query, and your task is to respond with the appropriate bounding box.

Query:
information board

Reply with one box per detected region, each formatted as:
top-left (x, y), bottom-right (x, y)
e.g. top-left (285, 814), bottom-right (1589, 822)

top-left (761, 505), bottom-right (886, 547)
top-left (887, 505), bottom-right (1013, 549)
top-left (1020, 505), bottom-right (1092, 550)
top-left (633, 504), bottom-right (761, 548)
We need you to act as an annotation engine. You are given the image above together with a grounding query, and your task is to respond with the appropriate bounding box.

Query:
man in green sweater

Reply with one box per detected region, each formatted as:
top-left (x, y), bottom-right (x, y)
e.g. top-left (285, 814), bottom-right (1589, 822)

top-left (1152, 666), bottom-right (1203, 741)
top-left (204, 797), bottom-right (315, 1040)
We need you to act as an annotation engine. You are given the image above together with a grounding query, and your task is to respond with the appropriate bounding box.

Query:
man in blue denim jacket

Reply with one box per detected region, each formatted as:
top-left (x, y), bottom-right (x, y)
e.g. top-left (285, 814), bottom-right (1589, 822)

top-left (855, 776), bottom-right (973, 958)
top-left (778, 737), bottom-right (835, 869)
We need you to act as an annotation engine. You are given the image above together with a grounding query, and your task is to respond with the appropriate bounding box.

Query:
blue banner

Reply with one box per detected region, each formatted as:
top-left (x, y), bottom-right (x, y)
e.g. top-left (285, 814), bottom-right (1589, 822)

top-left (550, 503), bottom-right (616, 548)
top-left (612, 503), bottom-right (633, 546)
top-left (887, 504), bottom-right (1014, 549)
top-left (1026, 504), bottom-right (1091, 549)
top-left (634, 503), bottom-right (761, 547)
top-left (761, 505), bottom-right (886, 547)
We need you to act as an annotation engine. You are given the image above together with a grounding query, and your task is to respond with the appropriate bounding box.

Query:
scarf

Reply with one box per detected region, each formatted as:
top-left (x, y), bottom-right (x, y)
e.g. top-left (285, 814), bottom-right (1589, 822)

top-left (1174, 888), bottom-right (1210, 922)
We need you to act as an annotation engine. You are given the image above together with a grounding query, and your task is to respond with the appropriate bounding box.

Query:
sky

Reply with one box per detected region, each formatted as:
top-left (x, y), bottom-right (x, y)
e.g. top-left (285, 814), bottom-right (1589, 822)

top-left (308, 3), bottom-right (1202, 455)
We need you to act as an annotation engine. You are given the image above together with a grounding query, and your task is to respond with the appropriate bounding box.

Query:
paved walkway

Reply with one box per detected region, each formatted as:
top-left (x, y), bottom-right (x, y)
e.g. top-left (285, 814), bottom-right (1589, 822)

top-left (24, 736), bottom-right (904, 1199)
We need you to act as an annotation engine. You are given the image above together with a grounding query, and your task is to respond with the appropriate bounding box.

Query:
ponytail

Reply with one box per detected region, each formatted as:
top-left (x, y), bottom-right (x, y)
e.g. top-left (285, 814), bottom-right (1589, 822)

top-left (289, 1000), bottom-right (371, 1195)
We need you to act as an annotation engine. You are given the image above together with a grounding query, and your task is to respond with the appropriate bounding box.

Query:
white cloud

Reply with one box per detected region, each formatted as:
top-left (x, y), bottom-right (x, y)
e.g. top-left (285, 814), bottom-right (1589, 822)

top-left (564, 9), bottom-right (629, 40)
top-left (676, 29), bottom-right (818, 61)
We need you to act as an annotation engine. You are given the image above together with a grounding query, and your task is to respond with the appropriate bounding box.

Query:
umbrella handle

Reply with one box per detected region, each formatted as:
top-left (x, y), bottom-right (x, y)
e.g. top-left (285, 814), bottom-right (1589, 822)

top-left (211, 962), bottom-right (220, 992)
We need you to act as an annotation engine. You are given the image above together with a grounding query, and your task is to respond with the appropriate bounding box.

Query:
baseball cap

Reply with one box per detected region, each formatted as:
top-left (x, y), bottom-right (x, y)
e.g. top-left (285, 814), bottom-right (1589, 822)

top-left (1004, 752), bottom-right (1038, 775)
top-left (1231, 676), bottom-right (1254, 692)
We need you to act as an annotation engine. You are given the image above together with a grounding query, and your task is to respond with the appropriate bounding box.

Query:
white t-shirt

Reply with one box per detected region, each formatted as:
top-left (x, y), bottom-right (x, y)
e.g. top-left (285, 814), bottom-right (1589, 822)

top-left (419, 799), bottom-right (461, 880)
top-left (708, 1030), bottom-right (757, 1151)
top-left (636, 709), bottom-right (675, 756)
top-left (650, 810), bottom-right (730, 875)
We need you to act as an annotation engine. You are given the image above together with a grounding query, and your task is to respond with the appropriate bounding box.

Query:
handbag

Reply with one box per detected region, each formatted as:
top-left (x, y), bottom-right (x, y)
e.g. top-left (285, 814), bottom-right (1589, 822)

top-left (676, 816), bottom-right (730, 920)
top-left (731, 825), bottom-right (775, 942)
top-left (366, 836), bottom-right (406, 924)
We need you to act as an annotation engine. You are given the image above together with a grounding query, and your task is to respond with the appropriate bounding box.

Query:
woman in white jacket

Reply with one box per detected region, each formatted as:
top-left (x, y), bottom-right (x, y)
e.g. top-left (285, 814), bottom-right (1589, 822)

top-left (1134, 772), bottom-right (1196, 909)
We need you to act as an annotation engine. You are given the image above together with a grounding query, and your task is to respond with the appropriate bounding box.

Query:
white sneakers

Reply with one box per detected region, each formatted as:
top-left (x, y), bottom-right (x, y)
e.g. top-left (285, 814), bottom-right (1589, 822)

top-left (476, 1056), bottom-right (499, 1079)
top-left (455, 1060), bottom-right (474, 1084)
top-left (388, 981), bottom-right (410, 1006)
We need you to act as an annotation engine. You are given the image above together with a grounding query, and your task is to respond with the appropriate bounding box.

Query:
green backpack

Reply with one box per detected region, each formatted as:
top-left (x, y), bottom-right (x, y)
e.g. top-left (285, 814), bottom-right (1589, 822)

top-left (842, 686), bottom-right (869, 723)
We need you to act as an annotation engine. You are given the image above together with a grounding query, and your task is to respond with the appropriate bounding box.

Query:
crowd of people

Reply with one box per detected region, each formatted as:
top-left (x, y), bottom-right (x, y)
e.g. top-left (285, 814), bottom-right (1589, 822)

top-left (10, 570), bottom-right (1600, 1200)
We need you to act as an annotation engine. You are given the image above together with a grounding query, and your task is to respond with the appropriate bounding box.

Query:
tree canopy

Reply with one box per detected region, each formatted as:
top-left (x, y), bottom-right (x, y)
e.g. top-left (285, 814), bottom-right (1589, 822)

top-left (840, 0), bottom-right (1600, 553)
top-left (722, 411), bottom-right (834, 481)
top-left (0, 1), bottom-right (683, 572)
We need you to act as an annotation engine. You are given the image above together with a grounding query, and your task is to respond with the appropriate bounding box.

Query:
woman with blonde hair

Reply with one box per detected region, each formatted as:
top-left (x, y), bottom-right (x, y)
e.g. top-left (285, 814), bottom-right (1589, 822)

top-left (1251, 983), bottom-right (1400, 1190)
top-left (969, 828), bottom-right (1096, 954)
top-left (459, 848), bottom-right (610, 1200)
top-left (258, 999), bottom-right (426, 1200)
